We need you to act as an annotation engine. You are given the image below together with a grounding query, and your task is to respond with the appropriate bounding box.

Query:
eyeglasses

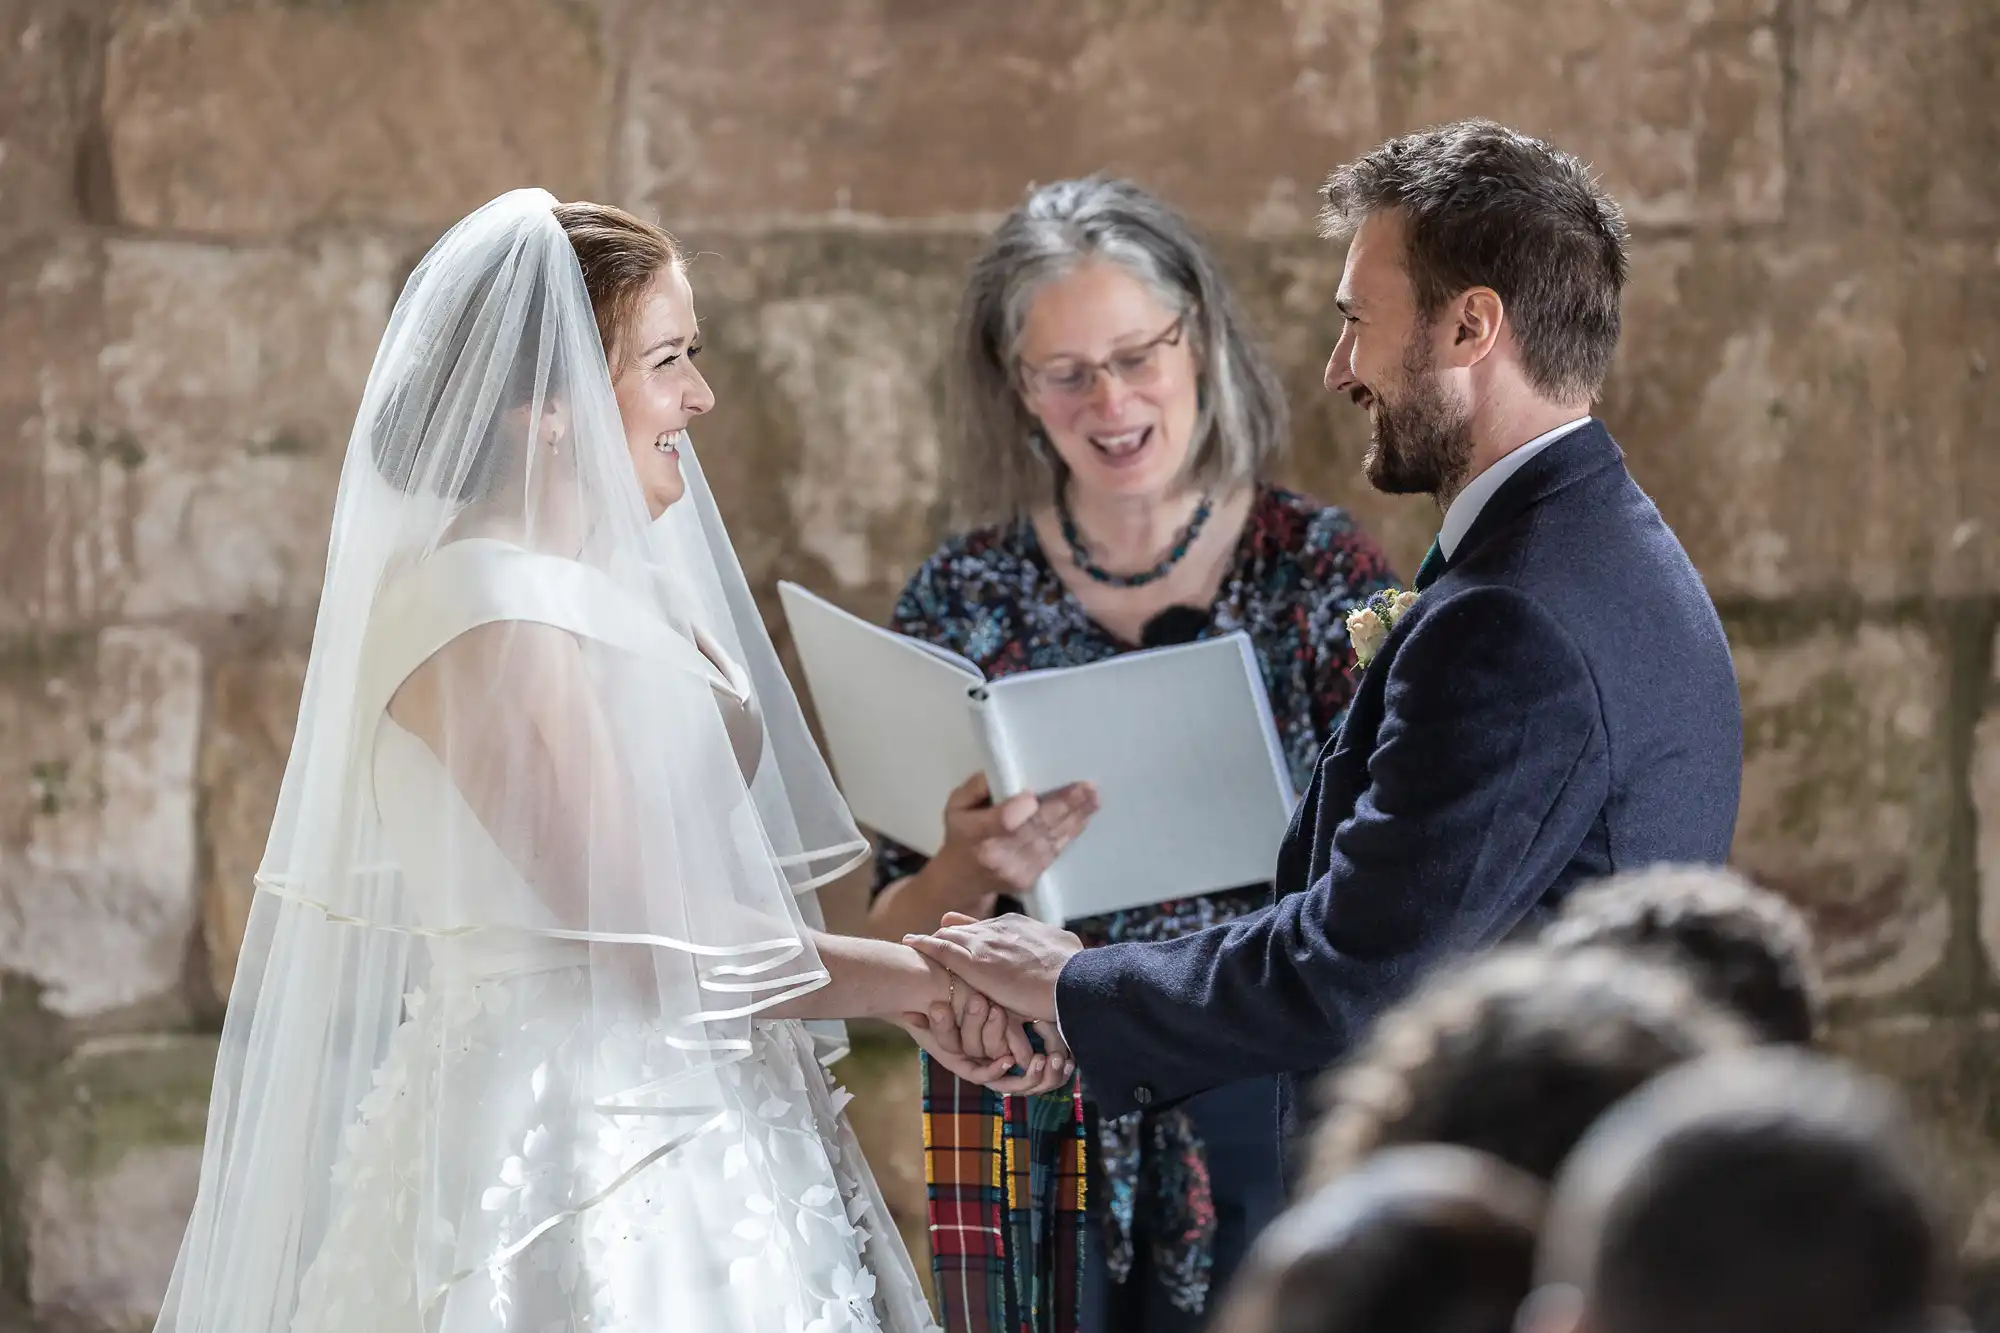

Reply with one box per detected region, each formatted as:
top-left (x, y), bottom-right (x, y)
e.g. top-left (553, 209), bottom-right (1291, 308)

top-left (1016, 316), bottom-right (1188, 404)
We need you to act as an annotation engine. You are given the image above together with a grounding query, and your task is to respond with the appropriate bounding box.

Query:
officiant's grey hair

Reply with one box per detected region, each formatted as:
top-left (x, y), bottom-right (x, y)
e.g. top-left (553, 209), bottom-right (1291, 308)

top-left (949, 177), bottom-right (1287, 525)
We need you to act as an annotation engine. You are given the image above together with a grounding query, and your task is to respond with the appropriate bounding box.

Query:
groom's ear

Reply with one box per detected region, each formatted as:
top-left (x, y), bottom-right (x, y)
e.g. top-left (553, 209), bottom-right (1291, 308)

top-left (1445, 286), bottom-right (1505, 367)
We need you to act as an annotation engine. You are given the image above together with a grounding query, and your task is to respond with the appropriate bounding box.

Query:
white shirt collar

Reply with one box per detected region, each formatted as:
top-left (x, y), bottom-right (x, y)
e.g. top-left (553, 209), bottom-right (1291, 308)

top-left (1436, 416), bottom-right (1593, 559)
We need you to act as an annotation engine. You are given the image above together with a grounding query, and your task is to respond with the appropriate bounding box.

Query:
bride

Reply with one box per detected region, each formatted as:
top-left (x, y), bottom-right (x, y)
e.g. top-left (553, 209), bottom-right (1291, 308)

top-left (154, 189), bottom-right (1069, 1333)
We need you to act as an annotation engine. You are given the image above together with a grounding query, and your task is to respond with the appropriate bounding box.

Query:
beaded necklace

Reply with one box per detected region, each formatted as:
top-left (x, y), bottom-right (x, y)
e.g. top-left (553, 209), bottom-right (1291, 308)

top-left (1056, 488), bottom-right (1215, 589)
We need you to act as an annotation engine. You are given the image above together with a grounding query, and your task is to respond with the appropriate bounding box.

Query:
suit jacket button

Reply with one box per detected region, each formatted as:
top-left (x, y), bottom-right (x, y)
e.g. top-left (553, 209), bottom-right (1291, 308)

top-left (1133, 1084), bottom-right (1154, 1107)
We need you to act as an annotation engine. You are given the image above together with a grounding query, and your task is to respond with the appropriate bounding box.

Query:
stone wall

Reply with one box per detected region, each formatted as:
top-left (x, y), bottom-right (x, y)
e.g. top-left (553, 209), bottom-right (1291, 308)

top-left (0, 1), bottom-right (1995, 1328)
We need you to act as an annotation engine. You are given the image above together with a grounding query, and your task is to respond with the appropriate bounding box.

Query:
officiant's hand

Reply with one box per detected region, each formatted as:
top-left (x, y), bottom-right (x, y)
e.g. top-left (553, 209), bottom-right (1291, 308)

top-left (932, 773), bottom-right (1099, 911)
top-left (864, 776), bottom-right (1098, 944)
top-left (905, 911), bottom-right (1079, 1026)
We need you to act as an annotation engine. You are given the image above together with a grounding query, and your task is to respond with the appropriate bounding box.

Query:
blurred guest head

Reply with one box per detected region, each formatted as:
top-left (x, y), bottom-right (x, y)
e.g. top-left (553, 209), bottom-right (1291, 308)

top-left (1307, 946), bottom-right (1748, 1188)
top-left (1525, 1047), bottom-right (1951, 1333)
top-left (1541, 865), bottom-right (1821, 1045)
top-left (949, 176), bottom-right (1288, 524)
top-left (1318, 119), bottom-right (1629, 501)
top-left (1214, 1144), bottom-right (1542, 1333)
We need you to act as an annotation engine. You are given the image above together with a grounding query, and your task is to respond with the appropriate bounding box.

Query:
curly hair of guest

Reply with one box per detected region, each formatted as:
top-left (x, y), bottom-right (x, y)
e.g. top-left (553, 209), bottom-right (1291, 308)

top-left (1306, 945), bottom-right (1751, 1189)
top-left (1539, 865), bottom-right (1822, 1046)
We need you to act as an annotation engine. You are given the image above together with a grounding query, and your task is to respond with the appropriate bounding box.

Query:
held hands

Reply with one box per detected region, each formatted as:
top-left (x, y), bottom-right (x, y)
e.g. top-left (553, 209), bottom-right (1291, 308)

top-left (898, 940), bottom-right (1076, 1095)
top-left (894, 775), bottom-right (1095, 1096)
top-left (901, 911), bottom-right (1086, 1093)
top-left (907, 911), bottom-right (1082, 1022)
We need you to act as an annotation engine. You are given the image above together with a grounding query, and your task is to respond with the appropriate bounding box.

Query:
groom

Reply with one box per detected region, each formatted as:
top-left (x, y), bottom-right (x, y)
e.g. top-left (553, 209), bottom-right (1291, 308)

top-left (909, 120), bottom-right (1743, 1144)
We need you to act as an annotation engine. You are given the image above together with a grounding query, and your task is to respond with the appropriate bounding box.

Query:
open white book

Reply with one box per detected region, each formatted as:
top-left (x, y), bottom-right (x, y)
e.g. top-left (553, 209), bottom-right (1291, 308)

top-left (777, 581), bottom-right (1297, 924)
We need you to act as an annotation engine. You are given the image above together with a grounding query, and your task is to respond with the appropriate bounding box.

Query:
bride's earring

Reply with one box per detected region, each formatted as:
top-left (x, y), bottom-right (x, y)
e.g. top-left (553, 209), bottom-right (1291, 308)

top-left (538, 400), bottom-right (569, 454)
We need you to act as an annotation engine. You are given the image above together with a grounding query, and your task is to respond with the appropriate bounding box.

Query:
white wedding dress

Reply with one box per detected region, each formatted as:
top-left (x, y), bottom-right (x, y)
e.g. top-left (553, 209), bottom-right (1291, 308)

top-left (152, 190), bottom-right (933, 1333)
top-left (285, 540), bottom-right (937, 1333)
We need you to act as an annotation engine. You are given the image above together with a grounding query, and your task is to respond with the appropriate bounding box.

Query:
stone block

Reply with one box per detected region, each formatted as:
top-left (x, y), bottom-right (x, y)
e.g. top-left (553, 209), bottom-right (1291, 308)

top-left (1386, 0), bottom-right (1783, 225)
top-left (0, 233), bottom-right (102, 467)
top-left (619, 0), bottom-right (1381, 233)
top-left (1792, 0), bottom-right (2000, 231)
top-left (752, 292), bottom-right (948, 591)
top-left (0, 0), bottom-right (112, 232)
top-left (1608, 237), bottom-right (2000, 600)
top-left (1825, 1017), bottom-right (2000, 1267)
top-left (1975, 645), bottom-right (2000, 979)
top-left (678, 232), bottom-right (968, 603)
top-left (26, 1033), bottom-right (214, 1331)
top-left (0, 626), bottom-right (201, 1019)
top-left (0, 234), bottom-right (395, 629)
top-left (1728, 616), bottom-right (1955, 1001)
top-left (196, 631), bottom-right (309, 1008)
top-left (104, 0), bottom-right (608, 237)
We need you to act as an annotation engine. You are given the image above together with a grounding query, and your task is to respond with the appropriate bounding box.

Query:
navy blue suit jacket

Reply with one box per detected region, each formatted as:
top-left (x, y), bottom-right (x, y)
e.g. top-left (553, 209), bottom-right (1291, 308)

top-left (1056, 422), bottom-right (1742, 1127)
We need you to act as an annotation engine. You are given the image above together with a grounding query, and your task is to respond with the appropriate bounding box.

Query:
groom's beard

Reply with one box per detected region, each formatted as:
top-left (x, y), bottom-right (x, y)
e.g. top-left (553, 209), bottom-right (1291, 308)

top-left (1363, 339), bottom-right (1475, 499)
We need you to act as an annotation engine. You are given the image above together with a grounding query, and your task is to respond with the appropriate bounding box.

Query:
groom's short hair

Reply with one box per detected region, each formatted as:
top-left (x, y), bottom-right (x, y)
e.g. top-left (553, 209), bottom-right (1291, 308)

top-left (1320, 120), bottom-right (1630, 403)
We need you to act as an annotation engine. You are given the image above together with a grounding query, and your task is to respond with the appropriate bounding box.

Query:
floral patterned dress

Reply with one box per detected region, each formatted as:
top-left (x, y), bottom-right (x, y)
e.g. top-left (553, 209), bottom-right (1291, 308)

top-left (873, 485), bottom-right (1394, 1329)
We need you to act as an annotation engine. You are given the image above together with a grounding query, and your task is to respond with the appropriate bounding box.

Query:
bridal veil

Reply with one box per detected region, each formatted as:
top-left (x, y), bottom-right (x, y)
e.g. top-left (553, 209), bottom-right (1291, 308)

top-left (155, 189), bottom-right (869, 1330)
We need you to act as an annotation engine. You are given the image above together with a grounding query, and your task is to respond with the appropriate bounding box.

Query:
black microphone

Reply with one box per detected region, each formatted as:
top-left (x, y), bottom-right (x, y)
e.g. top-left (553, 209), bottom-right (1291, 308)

top-left (1140, 604), bottom-right (1210, 647)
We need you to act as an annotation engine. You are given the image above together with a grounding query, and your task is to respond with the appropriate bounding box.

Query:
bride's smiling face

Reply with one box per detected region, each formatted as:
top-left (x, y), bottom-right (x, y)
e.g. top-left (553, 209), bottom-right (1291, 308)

top-left (612, 264), bottom-right (714, 519)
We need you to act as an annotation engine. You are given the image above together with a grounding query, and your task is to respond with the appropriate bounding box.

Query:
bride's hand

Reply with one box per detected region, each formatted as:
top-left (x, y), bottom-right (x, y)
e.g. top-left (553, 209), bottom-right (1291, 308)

top-left (936, 990), bottom-right (1074, 1095)
top-left (902, 952), bottom-right (1073, 1095)
top-left (897, 1006), bottom-right (1074, 1096)
top-left (914, 949), bottom-right (1036, 1072)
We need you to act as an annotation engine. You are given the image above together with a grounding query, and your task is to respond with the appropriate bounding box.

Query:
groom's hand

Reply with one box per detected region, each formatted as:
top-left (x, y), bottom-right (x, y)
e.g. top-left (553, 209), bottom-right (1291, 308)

top-left (905, 911), bottom-right (1079, 1024)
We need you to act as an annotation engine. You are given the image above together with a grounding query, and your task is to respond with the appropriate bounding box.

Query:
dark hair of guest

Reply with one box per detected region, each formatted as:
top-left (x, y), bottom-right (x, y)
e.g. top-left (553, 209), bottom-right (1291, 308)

top-left (1214, 1144), bottom-right (1542, 1333)
top-left (1541, 1047), bottom-right (1951, 1333)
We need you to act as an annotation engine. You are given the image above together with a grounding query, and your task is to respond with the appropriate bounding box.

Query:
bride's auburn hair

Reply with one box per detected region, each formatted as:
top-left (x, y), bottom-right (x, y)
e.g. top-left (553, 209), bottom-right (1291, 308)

top-left (368, 200), bottom-right (683, 503)
top-left (553, 200), bottom-right (686, 369)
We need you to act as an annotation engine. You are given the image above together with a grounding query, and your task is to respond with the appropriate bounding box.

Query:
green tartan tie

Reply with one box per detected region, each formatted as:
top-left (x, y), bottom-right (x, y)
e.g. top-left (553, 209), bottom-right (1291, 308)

top-left (1413, 538), bottom-right (1447, 591)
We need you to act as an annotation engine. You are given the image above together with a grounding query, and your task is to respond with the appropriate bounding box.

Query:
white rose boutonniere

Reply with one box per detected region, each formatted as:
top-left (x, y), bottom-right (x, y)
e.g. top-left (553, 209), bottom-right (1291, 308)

top-left (1346, 587), bottom-right (1420, 670)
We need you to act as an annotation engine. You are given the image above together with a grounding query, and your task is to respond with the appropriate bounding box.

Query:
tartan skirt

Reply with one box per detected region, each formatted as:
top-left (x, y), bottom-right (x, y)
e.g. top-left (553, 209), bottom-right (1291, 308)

top-left (921, 1053), bottom-right (1088, 1333)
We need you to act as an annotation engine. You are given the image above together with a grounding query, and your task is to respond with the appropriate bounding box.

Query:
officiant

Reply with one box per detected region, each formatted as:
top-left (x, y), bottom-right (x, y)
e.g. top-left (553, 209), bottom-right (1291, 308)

top-left (864, 177), bottom-right (1396, 1333)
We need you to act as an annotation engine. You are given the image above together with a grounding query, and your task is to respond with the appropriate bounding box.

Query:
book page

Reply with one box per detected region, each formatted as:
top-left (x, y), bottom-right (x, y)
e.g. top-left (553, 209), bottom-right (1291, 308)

top-left (776, 581), bottom-right (989, 858)
top-left (983, 634), bottom-right (1295, 922)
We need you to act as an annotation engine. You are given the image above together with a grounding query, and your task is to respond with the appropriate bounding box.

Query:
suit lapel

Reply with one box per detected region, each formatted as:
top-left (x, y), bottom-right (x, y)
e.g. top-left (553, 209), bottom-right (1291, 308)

top-left (1450, 420), bottom-right (1624, 570)
top-left (1287, 425), bottom-right (1626, 893)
